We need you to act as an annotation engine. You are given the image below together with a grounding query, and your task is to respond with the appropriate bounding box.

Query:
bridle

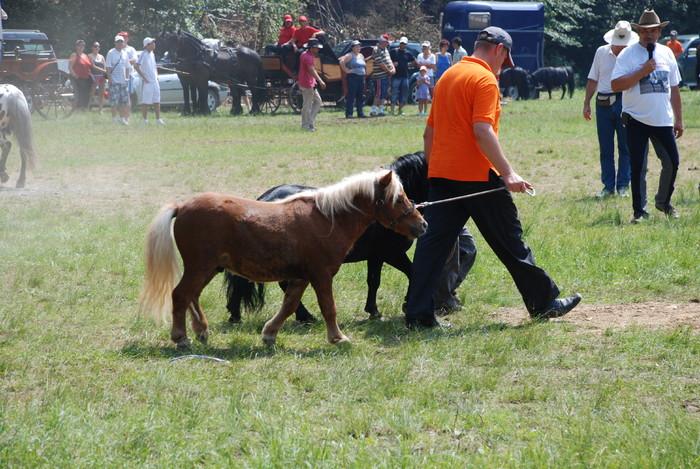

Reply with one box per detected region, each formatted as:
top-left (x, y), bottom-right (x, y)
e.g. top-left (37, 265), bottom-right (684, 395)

top-left (374, 182), bottom-right (416, 231)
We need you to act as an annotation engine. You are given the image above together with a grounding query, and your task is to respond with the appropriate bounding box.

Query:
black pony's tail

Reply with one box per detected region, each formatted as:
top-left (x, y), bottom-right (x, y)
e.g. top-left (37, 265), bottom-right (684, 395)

top-left (567, 66), bottom-right (575, 98)
top-left (224, 271), bottom-right (265, 320)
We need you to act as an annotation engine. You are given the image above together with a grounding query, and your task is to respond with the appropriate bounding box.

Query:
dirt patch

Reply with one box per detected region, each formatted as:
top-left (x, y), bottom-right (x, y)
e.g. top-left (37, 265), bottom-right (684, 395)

top-left (492, 301), bottom-right (700, 331)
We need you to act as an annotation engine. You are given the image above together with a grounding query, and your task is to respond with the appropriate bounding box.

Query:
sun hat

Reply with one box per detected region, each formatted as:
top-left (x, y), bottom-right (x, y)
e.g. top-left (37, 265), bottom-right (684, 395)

top-left (421, 41), bottom-right (431, 48)
top-left (476, 26), bottom-right (514, 67)
top-left (419, 65), bottom-right (427, 71)
top-left (143, 37), bottom-right (156, 47)
top-left (306, 38), bottom-right (323, 49)
top-left (118, 31), bottom-right (129, 38)
top-left (631, 10), bottom-right (669, 29)
top-left (399, 36), bottom-right (408, 44)
top-left (114, 36), bottom-right (125, 42)
top-left (603, 21), bottom-right (639, 46)
top-left (381, 34), bottom-right (390, 41)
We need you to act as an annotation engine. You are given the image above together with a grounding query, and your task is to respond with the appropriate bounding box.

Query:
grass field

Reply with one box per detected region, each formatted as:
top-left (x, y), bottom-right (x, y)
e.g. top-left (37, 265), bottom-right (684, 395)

top-left (1, 91), bottom-right (699, 467)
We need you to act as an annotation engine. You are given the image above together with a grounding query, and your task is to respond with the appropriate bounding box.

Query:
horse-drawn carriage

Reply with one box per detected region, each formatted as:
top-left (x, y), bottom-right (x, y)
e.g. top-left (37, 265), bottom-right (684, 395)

top-left (0, 29), bottom-right (75, 118)
top-left (260, 37), bottom-right (377, 114)
top-left (157, 31), bottom-right (373, 115)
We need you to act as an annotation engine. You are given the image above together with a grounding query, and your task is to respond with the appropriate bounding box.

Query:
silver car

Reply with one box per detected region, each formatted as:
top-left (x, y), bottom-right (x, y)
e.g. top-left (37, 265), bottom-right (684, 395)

top-left (131, 58), bottom-right (229, 112)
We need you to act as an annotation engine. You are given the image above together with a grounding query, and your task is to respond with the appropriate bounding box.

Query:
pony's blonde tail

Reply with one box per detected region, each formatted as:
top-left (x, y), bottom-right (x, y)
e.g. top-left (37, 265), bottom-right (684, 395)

top-left (138, 203), bottom-right (181, 324)
top-left (7, 90), bottom-right (37, 171)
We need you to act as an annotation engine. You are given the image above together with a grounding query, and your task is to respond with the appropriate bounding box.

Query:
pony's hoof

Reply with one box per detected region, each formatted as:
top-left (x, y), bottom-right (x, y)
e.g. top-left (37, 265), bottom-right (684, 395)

top-left (295, 315), bottom-right (317, 324)
top-left (176, 338), bottom-right (192, 350)
top-left (15, 181), bottom-right (25, 189)
top-left (196, 333), bottom-right (209, 344)
top-left (262, 335), bottom-right (277, 347)
top-left (228, 316), bottom-right (242, 324)
top-left (331, 335), bottom-right (350, 345)
top-left (367, 311), bottom-right (383, 320)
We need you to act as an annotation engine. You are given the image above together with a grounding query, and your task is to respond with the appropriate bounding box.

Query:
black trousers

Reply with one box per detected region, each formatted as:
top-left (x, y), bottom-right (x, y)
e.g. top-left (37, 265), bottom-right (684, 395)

top-left (405, 174), bottom-right (560, 321)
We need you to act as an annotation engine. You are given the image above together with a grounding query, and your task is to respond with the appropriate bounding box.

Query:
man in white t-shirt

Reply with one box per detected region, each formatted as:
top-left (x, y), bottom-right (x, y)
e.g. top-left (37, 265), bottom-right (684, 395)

top-left (105, 36), bottom-right (131, 125)
top-left (135, 38), bottom-right (164, 125)
top-left (611, 10), bottom-right (683, 223)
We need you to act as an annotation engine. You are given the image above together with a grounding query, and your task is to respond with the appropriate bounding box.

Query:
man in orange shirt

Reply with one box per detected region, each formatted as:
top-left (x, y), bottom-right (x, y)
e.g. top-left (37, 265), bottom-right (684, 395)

top-left (666, 30), bottom-right (684, 60)
top-left (404, 27), bottom-right (582, 328)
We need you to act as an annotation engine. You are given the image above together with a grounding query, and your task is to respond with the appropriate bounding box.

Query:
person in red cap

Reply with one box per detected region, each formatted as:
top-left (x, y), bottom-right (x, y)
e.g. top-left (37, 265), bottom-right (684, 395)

top-left (289, 15), bottom-right (324, 51)
top-left (264, 14), bottom-right (297, 56)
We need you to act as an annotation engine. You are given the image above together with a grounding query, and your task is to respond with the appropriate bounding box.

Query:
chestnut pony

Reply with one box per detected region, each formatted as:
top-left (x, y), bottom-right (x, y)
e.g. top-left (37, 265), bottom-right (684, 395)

top-left (139, 169), bottom-right (427, 347)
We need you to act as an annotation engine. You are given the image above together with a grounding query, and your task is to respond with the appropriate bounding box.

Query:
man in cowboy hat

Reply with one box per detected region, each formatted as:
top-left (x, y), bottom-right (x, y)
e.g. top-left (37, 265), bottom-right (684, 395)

top-left (611, 9), bottom-right (683, 223)
top-left (583, 21), bottom-right (639, 199)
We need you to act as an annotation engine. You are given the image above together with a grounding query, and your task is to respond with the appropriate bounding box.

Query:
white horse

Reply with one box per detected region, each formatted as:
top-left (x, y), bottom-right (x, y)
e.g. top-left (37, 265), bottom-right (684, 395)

top-left (0, 84), bottom-right (36, 188)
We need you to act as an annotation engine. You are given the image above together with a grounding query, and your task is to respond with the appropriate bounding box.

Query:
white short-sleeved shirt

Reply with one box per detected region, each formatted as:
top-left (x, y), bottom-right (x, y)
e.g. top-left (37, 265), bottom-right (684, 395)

top-left (137, 50), bottom-right (158, 82)
top-left (416, 53), bottom-right (436, 77)
top-left (105, 48), bottom-right (129, 84)
top-left (611, 42), bottom-right (680, 127)
top-left (587, 44), bottom-right (618, 93)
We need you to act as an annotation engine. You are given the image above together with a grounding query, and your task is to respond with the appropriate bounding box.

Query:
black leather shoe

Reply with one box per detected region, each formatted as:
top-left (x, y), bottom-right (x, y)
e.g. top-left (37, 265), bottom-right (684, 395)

top-left (532, 293), bottom-right (582, 320)
top-left (406, 316), bottom-right (452, 329)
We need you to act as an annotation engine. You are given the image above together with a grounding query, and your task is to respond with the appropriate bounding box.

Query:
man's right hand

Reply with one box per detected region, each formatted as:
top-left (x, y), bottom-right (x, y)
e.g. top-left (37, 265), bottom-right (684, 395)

top-left (583, 103), bottom-right (592, 121)
top-left (502, 171), bottom-right (532, 193)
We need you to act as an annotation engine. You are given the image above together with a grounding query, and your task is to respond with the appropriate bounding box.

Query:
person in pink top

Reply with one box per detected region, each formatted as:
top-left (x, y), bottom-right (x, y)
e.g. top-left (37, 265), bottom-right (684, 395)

top-left (298, 38), bottom-right (326, 131)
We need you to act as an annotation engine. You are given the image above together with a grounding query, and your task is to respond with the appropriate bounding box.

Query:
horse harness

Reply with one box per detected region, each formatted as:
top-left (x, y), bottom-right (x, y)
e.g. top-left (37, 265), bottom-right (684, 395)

top-left (374, 182), bottom-right (416, 231)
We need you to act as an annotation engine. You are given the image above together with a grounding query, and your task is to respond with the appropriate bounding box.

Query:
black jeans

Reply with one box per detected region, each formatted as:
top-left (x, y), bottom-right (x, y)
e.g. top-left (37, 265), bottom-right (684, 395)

top-left (625, 116), bottom-right (680, 216)
top-left (405, 173), bottom-right (560, 321)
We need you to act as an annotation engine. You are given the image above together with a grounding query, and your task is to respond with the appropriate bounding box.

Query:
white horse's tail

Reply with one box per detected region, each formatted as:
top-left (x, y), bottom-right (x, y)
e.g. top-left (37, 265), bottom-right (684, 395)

top-left (138, 203), bottom-right (181, 324)
top-left (7, 90), bottom-right (37, 171)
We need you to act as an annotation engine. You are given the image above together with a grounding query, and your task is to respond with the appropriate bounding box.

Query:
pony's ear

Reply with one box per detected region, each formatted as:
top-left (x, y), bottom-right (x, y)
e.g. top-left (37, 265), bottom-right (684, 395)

top-left (378, 170), bottom-right (393, 187)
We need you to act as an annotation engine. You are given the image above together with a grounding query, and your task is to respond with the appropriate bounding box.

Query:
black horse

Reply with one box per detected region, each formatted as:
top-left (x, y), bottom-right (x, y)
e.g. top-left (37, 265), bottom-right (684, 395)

top-left (155, 30), bottom-right (265, 115)
top-left (224, 152), bottom-right (430, 323)
top-left (499, 66), bottom-right (533, 100)
top-left (530, 66), bottom-right (575, 99)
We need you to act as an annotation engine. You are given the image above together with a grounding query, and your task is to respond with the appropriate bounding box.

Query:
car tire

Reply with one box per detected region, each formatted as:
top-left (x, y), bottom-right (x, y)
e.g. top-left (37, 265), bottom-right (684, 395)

top-left (207, 88), bottom-right (220, 112)
top-left (408, 80), bottom-right (418, 105)
top-left (506, 85), bottom-right (519, 100)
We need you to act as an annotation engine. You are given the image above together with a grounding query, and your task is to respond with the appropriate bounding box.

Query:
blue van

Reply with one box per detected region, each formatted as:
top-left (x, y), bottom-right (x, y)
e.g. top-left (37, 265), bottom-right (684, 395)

top-left (442, 1), bottom-right (544, 72)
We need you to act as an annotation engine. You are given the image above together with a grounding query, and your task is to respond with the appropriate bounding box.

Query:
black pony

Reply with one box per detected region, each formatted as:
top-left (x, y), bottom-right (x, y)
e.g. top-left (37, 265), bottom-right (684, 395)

top-left (499, 66), bottom-right (533, 100)
top-left (530, 66), bottom-right (575, 99)
top-left (155, 30), bottom-right (265, 115)
top-left (225, 152), bottom-right (430, 323)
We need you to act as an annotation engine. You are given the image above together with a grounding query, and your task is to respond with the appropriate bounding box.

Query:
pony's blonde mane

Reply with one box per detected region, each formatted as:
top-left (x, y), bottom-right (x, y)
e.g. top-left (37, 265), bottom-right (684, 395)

top-left (312, 169), bottom-right (403, 219)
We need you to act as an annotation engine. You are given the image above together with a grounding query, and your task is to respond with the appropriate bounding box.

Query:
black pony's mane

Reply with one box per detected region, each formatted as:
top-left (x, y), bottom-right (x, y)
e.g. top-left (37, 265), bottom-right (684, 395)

top-left (387, 152), bottom-right (428, 202)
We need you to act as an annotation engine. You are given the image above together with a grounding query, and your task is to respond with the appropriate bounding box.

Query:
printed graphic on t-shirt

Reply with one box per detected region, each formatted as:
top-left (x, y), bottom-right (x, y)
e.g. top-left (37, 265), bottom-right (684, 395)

top-left (640, 71), bottom-right (669, 94)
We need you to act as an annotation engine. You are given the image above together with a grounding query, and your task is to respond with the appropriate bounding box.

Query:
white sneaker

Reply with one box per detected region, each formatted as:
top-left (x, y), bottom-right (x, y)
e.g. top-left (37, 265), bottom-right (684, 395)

top-left (156, 119), bottom-right (165, 125)
top-left (141, 119), bottom-right (149, 125)
top-left (120, 118), bottom-right (130, 126)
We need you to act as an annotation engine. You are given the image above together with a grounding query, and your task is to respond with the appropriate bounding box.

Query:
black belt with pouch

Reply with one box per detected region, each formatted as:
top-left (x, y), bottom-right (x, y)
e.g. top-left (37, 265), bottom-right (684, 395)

top-left (596, 92), bottom-right (622, 107)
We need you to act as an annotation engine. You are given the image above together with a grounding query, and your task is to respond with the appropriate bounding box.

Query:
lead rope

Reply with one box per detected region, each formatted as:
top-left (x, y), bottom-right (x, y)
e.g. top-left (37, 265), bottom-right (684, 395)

top-left (416, 186), bottom-right (536, 209)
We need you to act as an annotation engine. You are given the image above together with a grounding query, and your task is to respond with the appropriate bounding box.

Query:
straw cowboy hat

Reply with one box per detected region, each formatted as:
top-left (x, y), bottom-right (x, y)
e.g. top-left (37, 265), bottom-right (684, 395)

top-left (603, 21), bottom-right (639, 46)
top-left (631, 10), bottom-right (669, 29)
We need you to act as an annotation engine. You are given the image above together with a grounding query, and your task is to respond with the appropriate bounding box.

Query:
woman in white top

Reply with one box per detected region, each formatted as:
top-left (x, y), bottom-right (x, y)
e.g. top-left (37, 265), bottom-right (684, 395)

top-left (416, 41), bottom-right (436, 97)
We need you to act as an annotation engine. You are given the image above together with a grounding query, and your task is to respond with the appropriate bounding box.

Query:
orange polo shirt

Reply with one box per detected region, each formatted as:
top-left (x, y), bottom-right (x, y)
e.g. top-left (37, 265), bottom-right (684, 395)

top-left (426, 56), bottom-right (501, 182)
top-left (666, 39), bottom-right (683, 59)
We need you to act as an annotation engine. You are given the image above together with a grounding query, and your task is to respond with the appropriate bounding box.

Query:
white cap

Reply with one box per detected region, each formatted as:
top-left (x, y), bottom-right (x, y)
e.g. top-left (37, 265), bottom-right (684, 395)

top-left (143, 37), bottom-right (155, 47)
top-left (399, 36), bottom-right (408, 44)
top-left (421, 41), bottom-right (430, 47)
top-left (114, 36), bottom-right (125, 42)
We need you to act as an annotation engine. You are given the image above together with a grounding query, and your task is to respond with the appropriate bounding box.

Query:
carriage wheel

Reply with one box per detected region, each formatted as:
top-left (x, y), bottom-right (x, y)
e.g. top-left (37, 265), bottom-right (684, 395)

top-left (259, 85), bottom-right (282, 114)
top-left (288, 82), bottom-right (303, 114)
top-left (506, 85), bottom-right (519, 100)
top-left (33, 70), bottom-right (76, 119)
